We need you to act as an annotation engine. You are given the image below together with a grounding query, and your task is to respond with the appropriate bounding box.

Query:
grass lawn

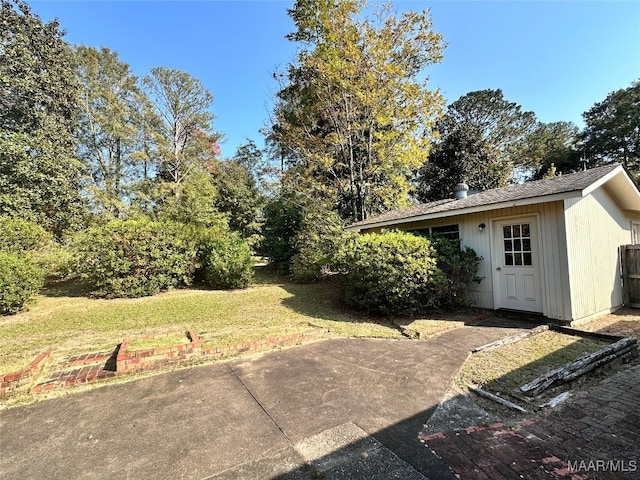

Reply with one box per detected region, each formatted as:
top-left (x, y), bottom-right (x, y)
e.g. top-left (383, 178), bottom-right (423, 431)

top-left (0, 265), bottom-right (406, 374)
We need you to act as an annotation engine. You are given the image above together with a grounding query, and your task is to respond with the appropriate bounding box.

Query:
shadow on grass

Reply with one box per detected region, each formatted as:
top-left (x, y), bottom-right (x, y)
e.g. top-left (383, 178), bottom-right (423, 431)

top-left (40, 277), bottom-right (94, 298)
top-left (252, 264), bottom-right (403, 333)
top-left (460, 326), bottom-right (635, 408)
top-left (257, 264), bottom-right (543, 337)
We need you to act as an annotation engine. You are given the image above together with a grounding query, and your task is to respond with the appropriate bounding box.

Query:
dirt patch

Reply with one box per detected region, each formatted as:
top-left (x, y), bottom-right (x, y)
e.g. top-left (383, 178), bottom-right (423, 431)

top-left (576, 307), bottom-right (640, 337)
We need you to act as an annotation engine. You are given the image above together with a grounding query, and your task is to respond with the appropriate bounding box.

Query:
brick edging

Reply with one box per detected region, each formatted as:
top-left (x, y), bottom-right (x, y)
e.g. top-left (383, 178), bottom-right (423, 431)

top-left (7, 330), bottom-right (322, 397)
top-left (116, 329), bottom-right (203, 374)
top-left (0, 352), bottom-right (51, 395)
top-left (115, 329), bottom-right (319, 374)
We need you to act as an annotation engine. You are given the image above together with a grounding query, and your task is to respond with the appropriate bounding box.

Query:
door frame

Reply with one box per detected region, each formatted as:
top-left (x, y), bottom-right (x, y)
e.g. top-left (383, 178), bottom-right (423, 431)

top-left (490, 213), bottom-right (545, 314)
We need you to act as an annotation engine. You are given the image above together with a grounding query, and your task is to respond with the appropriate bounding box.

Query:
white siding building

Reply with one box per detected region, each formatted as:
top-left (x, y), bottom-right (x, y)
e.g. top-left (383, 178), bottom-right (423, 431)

top-left (347, 164), bottom-right (640, 323)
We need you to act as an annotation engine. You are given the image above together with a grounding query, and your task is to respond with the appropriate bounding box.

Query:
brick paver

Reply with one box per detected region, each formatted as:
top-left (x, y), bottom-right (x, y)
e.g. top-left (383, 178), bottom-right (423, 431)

top-left (424, 363), bottom-right (640, 479)
top-left (32, 351), bottom-right (116, 393)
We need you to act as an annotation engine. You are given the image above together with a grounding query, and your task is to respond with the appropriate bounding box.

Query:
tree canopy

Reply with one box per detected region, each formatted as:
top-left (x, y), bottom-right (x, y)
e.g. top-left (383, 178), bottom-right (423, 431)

top-left (142, 67), bottom-right (222, 196)
top-left (267, 0), bottom-right (445, 222)
top-left (580, 80), bottom-right (640, 176)
top-left (417, 89), bottom-right (536, 201)
top-left (523, 121), bottom-right (582, 180)
top-left (75, 46), bottom-right (150, 219)
top-left (0, 0), bottom-right (84, 234)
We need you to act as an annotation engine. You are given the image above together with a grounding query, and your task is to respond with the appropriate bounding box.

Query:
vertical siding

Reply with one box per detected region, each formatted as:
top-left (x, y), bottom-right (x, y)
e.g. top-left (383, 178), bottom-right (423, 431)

top-left (477, 202), bottom-right (568, 320)
top-left (564, 187), bottom-right (631, 321)
top-left (370, 201), bottom-right (569, 318)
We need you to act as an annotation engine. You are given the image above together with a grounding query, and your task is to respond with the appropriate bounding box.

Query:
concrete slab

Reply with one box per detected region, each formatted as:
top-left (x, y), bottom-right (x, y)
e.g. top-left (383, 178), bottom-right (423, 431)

top-left (294, 422), bottom-right (427, 480)
top-left (0, 320), bottom-right (531, 480)
top-left (0, 364), bottom-right (294, 480)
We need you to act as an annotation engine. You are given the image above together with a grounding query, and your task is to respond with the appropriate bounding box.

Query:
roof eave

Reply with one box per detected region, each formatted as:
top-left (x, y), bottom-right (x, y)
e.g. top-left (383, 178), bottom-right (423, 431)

top-left (587, 165), bottom-right (640, 213)
top-left (346, 191), bottom-right (581, 232)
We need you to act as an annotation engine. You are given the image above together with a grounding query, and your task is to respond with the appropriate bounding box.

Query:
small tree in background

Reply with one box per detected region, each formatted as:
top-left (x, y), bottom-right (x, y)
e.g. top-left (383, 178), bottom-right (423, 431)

top-left (261, 193), bottom-right (305, 273)
top-left (212, 142), bottom-right (265, 250)
top-left (291, 207), bottom-right (353, 282)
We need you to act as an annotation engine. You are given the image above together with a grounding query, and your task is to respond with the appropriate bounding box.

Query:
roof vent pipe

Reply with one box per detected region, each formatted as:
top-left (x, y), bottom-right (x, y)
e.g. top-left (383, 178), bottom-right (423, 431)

top-left (454, 182), bottom-right (469, 200)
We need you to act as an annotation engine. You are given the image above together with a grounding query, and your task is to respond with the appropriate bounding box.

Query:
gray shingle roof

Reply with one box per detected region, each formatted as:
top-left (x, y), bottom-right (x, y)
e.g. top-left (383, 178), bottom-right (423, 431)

top-left (349, 164), bottom-right (621, 229)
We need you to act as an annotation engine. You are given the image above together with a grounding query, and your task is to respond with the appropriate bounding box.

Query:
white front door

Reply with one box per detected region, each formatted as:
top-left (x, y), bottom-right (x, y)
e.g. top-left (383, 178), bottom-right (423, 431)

top-left (493, 217), bottom-right (543, 313)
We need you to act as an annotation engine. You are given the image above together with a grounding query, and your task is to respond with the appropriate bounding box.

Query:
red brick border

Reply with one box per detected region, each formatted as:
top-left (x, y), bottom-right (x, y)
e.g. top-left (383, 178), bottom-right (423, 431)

top-left (7, 330), bottom-right (321, 397)
top-left (116, 329), bottom-right (202, 374)
top-left (0, 352), bottom-right (51, 395)
top-left (201, 331), bottom-right (318, 360)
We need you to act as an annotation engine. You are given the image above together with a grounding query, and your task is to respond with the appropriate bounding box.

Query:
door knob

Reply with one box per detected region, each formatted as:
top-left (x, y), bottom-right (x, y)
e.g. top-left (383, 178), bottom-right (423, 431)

top-left (496, 267), bottom-right (502, 271)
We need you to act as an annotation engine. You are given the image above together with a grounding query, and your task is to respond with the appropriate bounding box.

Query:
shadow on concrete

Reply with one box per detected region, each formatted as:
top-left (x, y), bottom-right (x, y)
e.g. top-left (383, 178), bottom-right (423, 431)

top-left (268, 408), bottom-right (456, 480)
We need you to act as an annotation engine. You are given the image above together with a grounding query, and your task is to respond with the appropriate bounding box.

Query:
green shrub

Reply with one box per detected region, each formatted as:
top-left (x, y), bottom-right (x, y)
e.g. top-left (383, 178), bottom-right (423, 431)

top-left (0, 216), bottom-right (73, 277)
top-left (336, 230), bottom-right (446, 315)
top-left (261, 195), bottom-right (304, 273)
top-left (74, 220), bottom-right (199, 298)
top-left (430, 235), bottom-right (483, 307)
top-left (200, 232), bottom-right (253, 289)
top-left (0, 251), bottom-right (44, 315)
top-left (291, 208), bottom-right (354, 283)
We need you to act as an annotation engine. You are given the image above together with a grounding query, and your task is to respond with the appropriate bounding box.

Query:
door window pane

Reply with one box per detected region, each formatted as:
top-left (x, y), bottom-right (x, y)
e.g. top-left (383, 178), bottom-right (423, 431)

top-left (514, 253), bottom-right (522, 265)
top-left (503, 222), bottom-right (533, 267)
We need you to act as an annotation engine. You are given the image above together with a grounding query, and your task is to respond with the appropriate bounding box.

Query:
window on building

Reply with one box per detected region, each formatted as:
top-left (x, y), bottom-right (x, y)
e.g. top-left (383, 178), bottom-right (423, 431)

top-left (409, 224), bottom-right (460, 240)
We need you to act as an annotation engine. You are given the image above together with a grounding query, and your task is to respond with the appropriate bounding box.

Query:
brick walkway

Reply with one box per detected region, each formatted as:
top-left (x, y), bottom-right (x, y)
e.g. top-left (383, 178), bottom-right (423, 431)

top-left (423, 363), bottom-right (640, 479)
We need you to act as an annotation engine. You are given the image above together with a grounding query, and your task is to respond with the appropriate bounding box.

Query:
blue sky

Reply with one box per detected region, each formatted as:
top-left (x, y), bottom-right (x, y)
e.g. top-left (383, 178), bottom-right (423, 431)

top-left (29, 0), bottom-right (640, 159)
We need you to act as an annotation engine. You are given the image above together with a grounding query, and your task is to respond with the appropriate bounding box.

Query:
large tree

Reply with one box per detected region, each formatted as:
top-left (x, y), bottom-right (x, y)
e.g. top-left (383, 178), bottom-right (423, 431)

top-left (75, 46), bottom-right (150, 218)
top-left (0, 0), bottom-right (84, 234)
top-left (417, 125), bottom-right (508, 201)
top-left (523, 121), bottom-right (582, 180)
top-left (142, 67), bottom-right (222, 197)
top-left (580, 80), bottom-right (640, 176)
top-left (417, 89), bottom-right (536, 201)
top-left (268, 0), bottom-right (445, 222)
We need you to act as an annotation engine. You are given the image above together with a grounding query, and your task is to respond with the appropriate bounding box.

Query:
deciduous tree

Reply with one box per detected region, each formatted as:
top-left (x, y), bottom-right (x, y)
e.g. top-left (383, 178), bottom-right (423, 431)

top-left (268, 0), bottom-right (445, 222)
top-left (0, 0), bottom-right (84, 234)
top-left (142, 67), bottom-right (222, 196)
top-left (75, 46), bottom-right (149, 218)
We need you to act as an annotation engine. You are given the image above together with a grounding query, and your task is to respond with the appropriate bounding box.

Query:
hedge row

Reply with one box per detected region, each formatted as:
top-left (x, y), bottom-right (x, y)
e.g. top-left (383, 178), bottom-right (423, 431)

top-left (0, 216), bottom-right (254, 313)
top-left (75, 219), bottom-right (253, 298)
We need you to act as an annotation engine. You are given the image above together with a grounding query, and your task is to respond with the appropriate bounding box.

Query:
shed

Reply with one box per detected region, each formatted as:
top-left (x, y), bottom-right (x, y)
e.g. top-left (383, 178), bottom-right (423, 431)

top-left (346, 164), bottom-right (640, 323)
